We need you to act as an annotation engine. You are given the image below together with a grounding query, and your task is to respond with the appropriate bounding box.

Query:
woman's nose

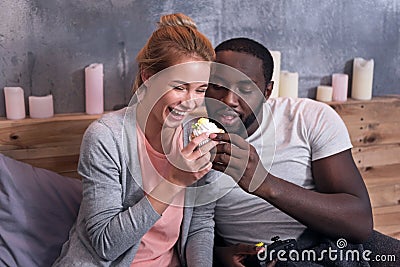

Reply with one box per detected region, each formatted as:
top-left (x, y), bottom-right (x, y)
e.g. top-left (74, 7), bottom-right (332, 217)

top-left (180, 91), bottom-right (198, 109)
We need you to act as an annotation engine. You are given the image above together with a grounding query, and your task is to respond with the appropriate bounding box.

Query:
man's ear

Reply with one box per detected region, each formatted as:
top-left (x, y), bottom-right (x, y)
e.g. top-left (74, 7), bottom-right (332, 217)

top-left (264, 81), bottom-right (274, 101)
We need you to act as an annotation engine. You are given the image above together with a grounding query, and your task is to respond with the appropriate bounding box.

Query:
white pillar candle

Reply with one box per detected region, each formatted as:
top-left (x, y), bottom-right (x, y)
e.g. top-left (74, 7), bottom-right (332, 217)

top-left (29, 94), bottom-right (54, 119)
top-left (332, 73), bottom-right (348, 102)
top-left (316, 85), bottom-right (333, 102)
top-left (351, 58), bottom-right (374, 100)
top-left (4, 87), bottom-right (26, 120)
top-left (85, 63), bottom-right (104, 114)
top-left (270, 51), bottom-right (281, 98)
top-left (279, 71), bottom-right (298, 98)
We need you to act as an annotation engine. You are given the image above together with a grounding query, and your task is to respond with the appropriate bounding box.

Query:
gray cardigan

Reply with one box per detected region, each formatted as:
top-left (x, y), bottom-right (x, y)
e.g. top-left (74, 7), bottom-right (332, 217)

top-left (53, 106), bottom-right (203, 266)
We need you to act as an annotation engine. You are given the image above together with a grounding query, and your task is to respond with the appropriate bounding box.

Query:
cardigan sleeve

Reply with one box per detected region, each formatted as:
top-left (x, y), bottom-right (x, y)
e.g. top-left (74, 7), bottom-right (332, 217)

top-left (78, 120), bottom-right (161, 261)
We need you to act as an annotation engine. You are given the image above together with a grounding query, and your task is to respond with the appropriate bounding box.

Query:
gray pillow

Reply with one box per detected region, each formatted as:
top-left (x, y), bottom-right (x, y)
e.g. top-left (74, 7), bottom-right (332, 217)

top-left (0, 154), bottom-right (82, 267)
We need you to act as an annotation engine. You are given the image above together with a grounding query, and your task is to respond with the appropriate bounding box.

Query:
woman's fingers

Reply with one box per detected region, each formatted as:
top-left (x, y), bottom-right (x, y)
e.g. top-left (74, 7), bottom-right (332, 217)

top-left (193, 139), bottom-right (217, 158)
top-left (198, 161), bottom-right (212, 174)
top-left (183, 133), bottom-right (209, 152)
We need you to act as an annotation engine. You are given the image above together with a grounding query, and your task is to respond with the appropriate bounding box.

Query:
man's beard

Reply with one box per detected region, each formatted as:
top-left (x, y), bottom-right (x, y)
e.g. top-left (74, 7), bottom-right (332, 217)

top-left (242, 103), bottom-right (263, 134)
top-left (205, 99), bottom-right (263, 137)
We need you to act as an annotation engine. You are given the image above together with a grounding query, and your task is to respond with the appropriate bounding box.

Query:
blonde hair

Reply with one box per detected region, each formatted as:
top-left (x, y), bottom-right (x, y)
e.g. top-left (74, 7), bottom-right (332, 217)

top-left (132, 13), bottom-right (215, 93)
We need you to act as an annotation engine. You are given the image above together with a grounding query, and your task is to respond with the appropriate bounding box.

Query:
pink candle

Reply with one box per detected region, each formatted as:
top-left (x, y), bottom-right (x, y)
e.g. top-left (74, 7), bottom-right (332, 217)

top-left (85, 63), bottom-right (104, 114)
top-left (4, 87), bottom-right (26, 120)
top-left (29, 94), bottom-right (54, 119)
top-left (332, 73), bottom-right (348, 102)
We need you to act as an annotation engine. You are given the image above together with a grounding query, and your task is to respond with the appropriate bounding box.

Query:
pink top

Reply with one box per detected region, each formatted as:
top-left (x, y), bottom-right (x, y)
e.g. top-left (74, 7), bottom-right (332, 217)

top-left (131, 125), bottom-right (184, 267)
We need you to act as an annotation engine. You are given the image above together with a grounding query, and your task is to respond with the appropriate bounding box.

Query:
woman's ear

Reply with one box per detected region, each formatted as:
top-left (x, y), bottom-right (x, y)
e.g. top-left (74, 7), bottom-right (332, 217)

top-left (141, 69), bottom-right (152, 83)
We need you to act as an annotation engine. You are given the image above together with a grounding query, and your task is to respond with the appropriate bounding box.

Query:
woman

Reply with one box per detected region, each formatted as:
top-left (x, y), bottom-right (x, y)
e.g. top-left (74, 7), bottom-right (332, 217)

top-left (53, 13), bottom-right (215, 266)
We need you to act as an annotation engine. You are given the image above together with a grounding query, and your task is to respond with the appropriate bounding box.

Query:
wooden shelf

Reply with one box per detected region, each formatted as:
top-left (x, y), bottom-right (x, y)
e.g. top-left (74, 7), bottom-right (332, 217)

top-left (0, 113), bottom-right (101, 177)
top-left (0, 113), bottom-right (102, 125)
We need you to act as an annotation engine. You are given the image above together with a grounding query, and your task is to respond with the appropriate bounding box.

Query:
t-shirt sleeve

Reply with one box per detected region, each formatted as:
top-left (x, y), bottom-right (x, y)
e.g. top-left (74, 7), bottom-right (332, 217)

top-left (306, 101), bottom-right (353, 161)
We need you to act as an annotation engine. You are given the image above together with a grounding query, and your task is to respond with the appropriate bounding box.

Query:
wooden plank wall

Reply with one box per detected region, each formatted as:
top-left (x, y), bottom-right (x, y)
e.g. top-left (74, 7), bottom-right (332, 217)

top-left (329, 96), bottom-right (400, 239)
top-left (0, 113), bottom-right (100, 178)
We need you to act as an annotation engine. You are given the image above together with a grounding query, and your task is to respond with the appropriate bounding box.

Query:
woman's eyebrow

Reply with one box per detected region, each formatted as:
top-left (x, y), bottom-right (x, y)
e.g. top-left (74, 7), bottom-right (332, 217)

top-left (170, 80), bottom-right (188, 85)
top-left (170, 80), bottom-right (208, 87)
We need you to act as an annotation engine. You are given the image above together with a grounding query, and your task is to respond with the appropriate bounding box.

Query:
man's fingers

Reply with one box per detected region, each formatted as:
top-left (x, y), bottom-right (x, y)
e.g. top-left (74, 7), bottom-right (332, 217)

top-left (213, 143), bottom-right (247, 160)
top-left (214, 142), bottom-right (232, 155)
top-left (212, 162), bottom-right (240, 180)
top-left (211, 132), bottom-right (250, 150)
top-left (233, 243), bottom-right (259, 255)
top-left (212, 152), bottom-right (230, 165)
top-left (212, 152), bottom-right (243, 168)
top-left (212, 162), bottom-right (226, 173)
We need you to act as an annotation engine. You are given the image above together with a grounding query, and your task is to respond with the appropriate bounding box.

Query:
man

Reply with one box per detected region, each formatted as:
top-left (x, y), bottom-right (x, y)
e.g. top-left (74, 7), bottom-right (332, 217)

top-left (185, 38), bottom-right (397, 267)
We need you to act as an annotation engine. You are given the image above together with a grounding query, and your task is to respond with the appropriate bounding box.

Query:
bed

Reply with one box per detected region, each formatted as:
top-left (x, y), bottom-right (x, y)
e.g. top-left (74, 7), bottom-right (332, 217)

top-left (0, 113), bottom-right (100, 266)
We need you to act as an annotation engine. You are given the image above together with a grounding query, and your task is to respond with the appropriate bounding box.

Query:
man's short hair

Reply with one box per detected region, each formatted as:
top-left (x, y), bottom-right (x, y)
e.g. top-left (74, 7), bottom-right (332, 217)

top-left (215, 37), bottom-right (274, 84)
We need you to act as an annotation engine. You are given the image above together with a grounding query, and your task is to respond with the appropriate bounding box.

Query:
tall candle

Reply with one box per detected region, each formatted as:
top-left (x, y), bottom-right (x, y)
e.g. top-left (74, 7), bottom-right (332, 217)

top-left (316, 86), bottom-right (333, 102)
top-left (270, 51), bottom-right (281, 98)
top-left (4, 87), bottom-right (26, 120)
top-left (279, 71), bottom-right (298, 98)
top-left (29, 94), bottom-right (54, 119)
top-left (351, 58), bottom-right (374, 100)
top-left (85, 63), bottom-right (104, 114)
top-left (332, 73), bottom-right (348, 102)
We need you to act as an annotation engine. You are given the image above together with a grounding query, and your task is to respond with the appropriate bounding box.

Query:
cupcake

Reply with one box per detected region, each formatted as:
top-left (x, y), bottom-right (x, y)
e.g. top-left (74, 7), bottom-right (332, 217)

top-left (191, 118), bottom-right (224, 146)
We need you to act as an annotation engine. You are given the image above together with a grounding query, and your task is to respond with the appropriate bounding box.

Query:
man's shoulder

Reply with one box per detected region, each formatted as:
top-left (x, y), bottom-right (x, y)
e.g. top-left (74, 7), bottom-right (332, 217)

top-left (267, 97), bottom-right (329, 110)
top-left (266, 97), bottom-right (334, 119)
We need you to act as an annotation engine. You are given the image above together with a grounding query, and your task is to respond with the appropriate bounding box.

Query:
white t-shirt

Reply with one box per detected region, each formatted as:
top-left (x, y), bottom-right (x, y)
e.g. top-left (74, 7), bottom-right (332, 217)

top-left (214, 97), bottom-right (352, 245)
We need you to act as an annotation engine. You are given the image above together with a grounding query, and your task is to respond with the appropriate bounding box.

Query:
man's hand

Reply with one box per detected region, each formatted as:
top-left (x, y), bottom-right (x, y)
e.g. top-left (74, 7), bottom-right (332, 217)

top-left (210, 133), bottom-right (269, 192)
top-left (215, 244), bottom-right (276, 267)
top-left (215, 244), bottom-right (259, 267)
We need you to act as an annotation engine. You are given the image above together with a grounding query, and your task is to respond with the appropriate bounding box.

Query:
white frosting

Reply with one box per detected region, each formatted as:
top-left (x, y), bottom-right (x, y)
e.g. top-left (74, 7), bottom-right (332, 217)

top-left (191, 118), bottom-right (224, 138)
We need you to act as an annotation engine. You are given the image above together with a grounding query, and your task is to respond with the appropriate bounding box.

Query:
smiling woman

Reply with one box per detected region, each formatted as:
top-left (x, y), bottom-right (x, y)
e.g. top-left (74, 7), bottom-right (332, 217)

top-left (52, 13), bottom-right (216, 267)
top-left (137, 61), bottom-right (211, 132)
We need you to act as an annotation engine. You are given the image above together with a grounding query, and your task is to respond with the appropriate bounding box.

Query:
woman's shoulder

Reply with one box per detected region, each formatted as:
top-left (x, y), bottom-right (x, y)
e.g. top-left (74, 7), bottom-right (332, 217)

top-left (99, 108), bottom-right (128, 127)
top-left (84, 108), bottom-right (132, 141)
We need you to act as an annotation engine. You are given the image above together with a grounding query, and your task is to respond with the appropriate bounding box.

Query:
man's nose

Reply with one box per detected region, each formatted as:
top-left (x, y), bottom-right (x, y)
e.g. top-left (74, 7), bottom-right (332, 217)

top-left (221, 90), bottom-right (239, 107)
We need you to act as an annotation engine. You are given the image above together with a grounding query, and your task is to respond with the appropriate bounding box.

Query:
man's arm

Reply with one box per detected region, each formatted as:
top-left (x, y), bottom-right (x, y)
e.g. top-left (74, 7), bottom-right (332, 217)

top-left (255, 149), bottom-right (373, 243)
top-left (212, 133), bottom-right (373, 243)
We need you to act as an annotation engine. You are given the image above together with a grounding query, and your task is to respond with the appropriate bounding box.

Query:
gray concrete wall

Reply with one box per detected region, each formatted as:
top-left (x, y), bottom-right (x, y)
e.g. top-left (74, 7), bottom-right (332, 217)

top-left (0, 0), bottom-right (399, 116)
